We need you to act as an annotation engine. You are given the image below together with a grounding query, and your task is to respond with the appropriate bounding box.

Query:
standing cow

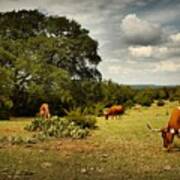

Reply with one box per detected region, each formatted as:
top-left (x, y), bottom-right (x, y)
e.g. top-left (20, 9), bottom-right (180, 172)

top-left (104, 105), bottom-right (124, 120)
top-left (39, 103), bottom-right (51, 120)
top-left (147, 106), bottom-right (180, 150)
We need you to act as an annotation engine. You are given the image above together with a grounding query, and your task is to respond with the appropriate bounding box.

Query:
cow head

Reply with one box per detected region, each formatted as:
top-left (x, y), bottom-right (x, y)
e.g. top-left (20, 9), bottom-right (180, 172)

top-left (147, 123), bottom-right (175, 149)
top-left (161, 127), bottom-right (175, 148)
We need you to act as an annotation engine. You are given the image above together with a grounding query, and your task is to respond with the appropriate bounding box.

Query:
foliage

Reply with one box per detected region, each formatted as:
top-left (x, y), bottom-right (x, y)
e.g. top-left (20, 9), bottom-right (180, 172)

top-left (25, 116), bottom-right (93, 139)
top-left (66, 108), bottom-right (97, 129)
top-left (169, 87), bottom-right (180, 102)
top-left (0, 9), bottom-right (101, 116)
top-left (101, 80), bottom-right (135, 106)
top-left (157, 100), bottom-right (165, 106)
top-left (69, 80), bottom-right (103, 110)
top-left (133, 88), bottom-right (156, 106)
top-left (124, 100), bottom-right (134, 108)
top-left (0, 10), bottom-right (101, 80)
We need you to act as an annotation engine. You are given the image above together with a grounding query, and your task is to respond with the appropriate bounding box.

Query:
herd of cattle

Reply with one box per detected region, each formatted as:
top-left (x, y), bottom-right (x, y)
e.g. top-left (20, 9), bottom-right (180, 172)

top-left (38, 103), bottom-right (180, 150)
top-left (38, 103), bottom-right (125, 120)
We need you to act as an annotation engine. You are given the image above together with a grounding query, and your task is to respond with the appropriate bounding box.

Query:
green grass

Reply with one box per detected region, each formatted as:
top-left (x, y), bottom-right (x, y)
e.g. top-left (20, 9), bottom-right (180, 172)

top-left (0, 101), bottom-right (180, 180)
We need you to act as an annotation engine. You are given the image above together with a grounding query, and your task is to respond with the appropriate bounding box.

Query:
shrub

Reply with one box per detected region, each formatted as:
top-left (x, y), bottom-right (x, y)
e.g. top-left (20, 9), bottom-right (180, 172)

top-left (157, 100), bottom-right (165, 106)
top-left (0, 135), bottom-right (28, 145)
top-left (0, 98), bottom-right (13, 120)
top-left (93, 103), bottom-right (105, 116)
top-left (0, 109), bottom-right (10, 120)
top-left (124, 100), bottom-right (134, 108)
top-left (134, 94), bottom-right (153, 107)
top-left (66, 109), bottom-right (97, 129)
top-left (25, 115), bottom-right (94, 139)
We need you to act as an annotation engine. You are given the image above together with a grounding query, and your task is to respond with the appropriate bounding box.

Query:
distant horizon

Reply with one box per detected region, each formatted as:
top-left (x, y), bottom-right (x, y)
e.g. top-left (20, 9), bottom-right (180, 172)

top-left (102, 80), bottom-right (180, 87)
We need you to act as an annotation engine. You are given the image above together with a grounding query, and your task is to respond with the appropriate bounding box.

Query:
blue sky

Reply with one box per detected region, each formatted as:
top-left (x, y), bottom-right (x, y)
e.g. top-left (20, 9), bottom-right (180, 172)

top-left (0, 0), bottom-right (180, 85)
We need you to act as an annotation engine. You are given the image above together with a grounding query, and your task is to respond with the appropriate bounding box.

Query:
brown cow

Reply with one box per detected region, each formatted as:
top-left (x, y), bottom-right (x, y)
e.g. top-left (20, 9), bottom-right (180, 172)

top-left (104, 105), bottom-right (124, 120)
top-left (147, 106), bottom-right (180, 150)
top-left (39, 103), bottom-right (51, 120)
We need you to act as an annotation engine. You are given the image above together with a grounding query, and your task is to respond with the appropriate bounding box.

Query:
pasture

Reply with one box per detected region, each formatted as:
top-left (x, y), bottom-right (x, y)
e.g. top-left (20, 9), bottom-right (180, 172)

top-left (0, 101), bottom-right (180, 180)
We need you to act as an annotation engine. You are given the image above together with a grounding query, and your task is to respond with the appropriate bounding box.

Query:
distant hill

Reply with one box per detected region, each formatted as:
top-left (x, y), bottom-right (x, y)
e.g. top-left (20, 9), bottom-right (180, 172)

top-left (129, 84), bottom-right (178, 90)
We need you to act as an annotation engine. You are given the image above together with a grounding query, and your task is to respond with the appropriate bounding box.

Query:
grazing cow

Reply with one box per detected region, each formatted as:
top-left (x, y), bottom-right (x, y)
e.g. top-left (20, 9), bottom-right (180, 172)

top-left (39, 103), bottom-right (51, 120)
top-left (147, 106), bottom-right (180, 150)
top-left (104, 105), bottom-right (124, 120)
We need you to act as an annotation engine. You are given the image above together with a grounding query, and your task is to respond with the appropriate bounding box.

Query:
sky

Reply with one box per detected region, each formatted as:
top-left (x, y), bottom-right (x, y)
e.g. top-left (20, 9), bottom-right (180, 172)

top-left (0, 0), bottom-right (180, 85)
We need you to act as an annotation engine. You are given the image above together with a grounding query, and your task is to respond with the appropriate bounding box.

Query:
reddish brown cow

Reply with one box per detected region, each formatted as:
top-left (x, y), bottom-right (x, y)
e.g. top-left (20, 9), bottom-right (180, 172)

top-left (39, 103), bottom-right (51, 120)
top-left (104, 105), bottom-right (124, 120)
top-left (147, 106), bottom-right (180, 150)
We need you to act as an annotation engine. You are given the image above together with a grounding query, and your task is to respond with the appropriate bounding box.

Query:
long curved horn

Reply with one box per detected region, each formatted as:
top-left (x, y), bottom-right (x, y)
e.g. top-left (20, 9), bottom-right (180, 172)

top-left (147, 122), bottom-right (161, 132)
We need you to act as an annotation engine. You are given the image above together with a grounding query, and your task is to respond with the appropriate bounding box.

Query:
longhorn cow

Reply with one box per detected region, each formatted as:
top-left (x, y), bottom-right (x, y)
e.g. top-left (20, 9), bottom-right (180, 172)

top-left (147, 107), bottom-right (180, 150)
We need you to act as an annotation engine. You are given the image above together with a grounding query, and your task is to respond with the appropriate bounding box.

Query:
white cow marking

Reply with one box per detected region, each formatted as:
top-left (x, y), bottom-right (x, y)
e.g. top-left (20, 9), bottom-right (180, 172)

top-left (170, 128), bottom-right (175, 134)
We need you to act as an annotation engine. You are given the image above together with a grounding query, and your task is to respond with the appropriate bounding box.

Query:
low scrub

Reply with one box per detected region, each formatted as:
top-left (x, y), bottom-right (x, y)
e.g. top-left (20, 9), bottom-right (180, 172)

top-left (66, 109), bottom-right (97, 129)
top-left (0, 135), bottom-right (38, 145)
top-left (157, 100), bottom-right (165, 106)
top-left (25, 115), bottom-right (96, 139)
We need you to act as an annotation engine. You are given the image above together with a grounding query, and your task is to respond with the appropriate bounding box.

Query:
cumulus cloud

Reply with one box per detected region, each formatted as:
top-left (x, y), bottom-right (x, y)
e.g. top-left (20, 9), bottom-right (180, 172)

top-left (121, 14), bottom-right (164, 45)
top-left (170, 33), bottom-right (180, 44)
top-left (154, 60), bottom-right (180, 72)
top-left (128, 46), bottom-right (153, 58)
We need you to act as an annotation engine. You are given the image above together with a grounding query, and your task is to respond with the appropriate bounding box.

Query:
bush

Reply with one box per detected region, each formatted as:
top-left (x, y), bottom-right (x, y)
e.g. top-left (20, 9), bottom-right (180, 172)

top-left (93, 103), bottom-right (105, 116)
top-left (0, 98), bottom-right (13, 120)
top-left (25, 115), bottom-right (94, 139)
top-left (0, 109), bottom-right (10, 120)
top-left (134, 93), bottom-right (153, 107)
top-left (124, 100), bottom-right (134, 108)
top-left (141, 97), bottom-right (153, 106)
top-left (66, 109), bottom-right (97, 129)
top-left (157, 100), bottom-right (165, 106)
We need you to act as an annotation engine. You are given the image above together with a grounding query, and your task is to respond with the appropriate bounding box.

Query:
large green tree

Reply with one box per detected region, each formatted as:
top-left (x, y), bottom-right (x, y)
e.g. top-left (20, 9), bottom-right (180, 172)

top-left (0, 10), bottom-right (102, 80)
top-left (0, 10), bottom-right (102, 116)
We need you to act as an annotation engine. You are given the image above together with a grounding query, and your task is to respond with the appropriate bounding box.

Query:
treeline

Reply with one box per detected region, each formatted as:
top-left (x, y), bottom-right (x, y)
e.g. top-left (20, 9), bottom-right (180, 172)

top-left (1, 78), bottom-right (180, 118)
top-left (0, 10), bottom-right (179, 119)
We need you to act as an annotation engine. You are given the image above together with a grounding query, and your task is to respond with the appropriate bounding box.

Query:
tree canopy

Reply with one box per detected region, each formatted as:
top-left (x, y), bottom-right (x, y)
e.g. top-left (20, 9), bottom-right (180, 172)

top-left (0, 10), bottom-right (101, 80)
top-left (0, 10), bottom-right (102, 117)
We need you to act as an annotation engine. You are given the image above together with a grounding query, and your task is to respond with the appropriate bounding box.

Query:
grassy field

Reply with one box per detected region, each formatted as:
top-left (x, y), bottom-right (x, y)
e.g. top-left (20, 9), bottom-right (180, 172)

top-left (0, 101), bottom-right (180, 180)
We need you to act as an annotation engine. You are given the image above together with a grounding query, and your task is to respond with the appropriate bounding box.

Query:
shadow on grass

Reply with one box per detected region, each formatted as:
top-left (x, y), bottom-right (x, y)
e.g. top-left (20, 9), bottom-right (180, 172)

top-left (166, 144), bottom-right (180, 153)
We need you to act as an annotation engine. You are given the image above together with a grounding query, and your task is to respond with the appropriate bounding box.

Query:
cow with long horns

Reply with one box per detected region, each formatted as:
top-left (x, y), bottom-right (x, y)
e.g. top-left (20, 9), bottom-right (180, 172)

top-left (147, 107), bottom-right (180, 150)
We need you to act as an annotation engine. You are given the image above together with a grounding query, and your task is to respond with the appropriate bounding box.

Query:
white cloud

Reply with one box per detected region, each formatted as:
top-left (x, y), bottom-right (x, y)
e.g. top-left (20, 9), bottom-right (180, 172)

top-left (128, 46), bottom-right (153, 58)
top-left (154, 60), bottom-right (180, 72)
top-left (170, 33), bottom-right (180, 43)
top-left (158, 47), bottom-right (168, 54)
top-left (128, 43), bottom-right (180, 60)
top-left (108, 65), bottom-right (131, 75)
top-left (121, 14), bottom-right (163, 45)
